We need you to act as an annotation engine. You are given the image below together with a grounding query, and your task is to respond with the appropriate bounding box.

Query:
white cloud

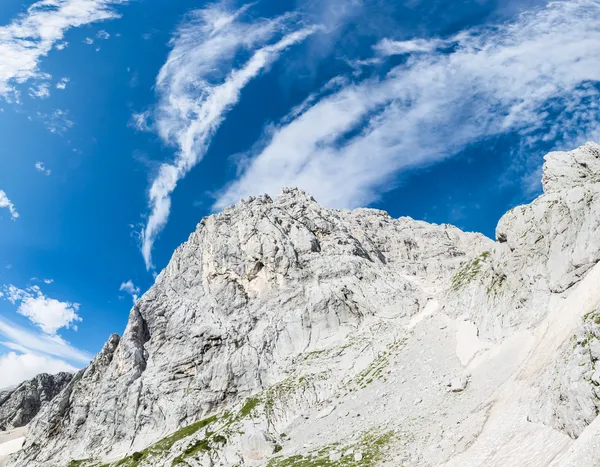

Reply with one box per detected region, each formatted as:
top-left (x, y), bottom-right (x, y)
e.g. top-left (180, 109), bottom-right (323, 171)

top-left (139, 1), bottom-right (317, 269)
top-left (0, 351), bottom-right (77, 389)
top-left (0, 281), bottom-right (88, 388)
top-left (214, 0), bottom-right (600, 210)
top-left (5, 284), bottom-right (25, 304)
top-left (131, 110), bottom-right (151, 132)
top-left (0, 190), bottom-right (18, 220)
top-left (83, 37), bottom-right (94, 45)
top-left (96, 30), bottom-right (110, 39)
top-left (3, 285), bottom-right (82, 335)
top-left (0, 315), bottom-right (91, 364)
top-left (56, 77), bottom-right (70, 90)
top-left (28, 82), bottom-right (50, 99)
top-left (18, 296), bottom-right (81, 335)
top-left (44, 279), bottom-right (54, 284)
top-left (374, 37), bottom-right (446, 55)
top-left (35, 161), bottom-right (51, 176)
top-left (119, 280), bottom-right (140, 303)
top-left (44, 109), bottom-right (74, 135)
top-left (0, 0), bottom-right (125, 100)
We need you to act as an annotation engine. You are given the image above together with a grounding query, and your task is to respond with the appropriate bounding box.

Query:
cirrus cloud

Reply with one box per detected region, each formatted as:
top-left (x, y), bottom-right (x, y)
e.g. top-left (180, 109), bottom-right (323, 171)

top-left (0, 315), bottom-right (91, 364)
top-left (213, 0), bottom-right (600, 210)
top-left (138, 1), bottom-right (318, 269)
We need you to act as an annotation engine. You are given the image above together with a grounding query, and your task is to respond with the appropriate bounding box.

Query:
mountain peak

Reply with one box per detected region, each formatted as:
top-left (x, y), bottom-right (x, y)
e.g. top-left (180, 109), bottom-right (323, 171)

top-left (9, 145), bottom-right (600, 467)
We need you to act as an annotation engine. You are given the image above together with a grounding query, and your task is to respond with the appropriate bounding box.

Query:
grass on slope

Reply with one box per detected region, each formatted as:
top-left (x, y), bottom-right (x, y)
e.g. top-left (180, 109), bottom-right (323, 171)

top-left (451, 251), bottom-right (490, 291)
top-left (267, 431), bottom-right (395, 467)
top-left (68, 393), bottom-right (271, 467)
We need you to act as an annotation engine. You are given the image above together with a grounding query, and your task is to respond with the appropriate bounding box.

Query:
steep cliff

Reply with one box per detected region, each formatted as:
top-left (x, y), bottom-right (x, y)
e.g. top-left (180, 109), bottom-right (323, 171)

top-left (9, 143), bottom-right (600, 467)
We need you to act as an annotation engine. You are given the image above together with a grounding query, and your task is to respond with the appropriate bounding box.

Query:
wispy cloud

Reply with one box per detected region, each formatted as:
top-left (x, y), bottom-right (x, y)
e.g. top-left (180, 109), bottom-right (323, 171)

top-left (3, 285), bottom-right (82, 335)
top-left (35, 161), bottom-right (51, 176)
top-left (214, 0), bottom-right (600, 210)
top-left (0, 0), bottom-right (126, 101)
top-left (0, 190), bottom-right (18, 220)
top-left (138, 1), bottom-right (317, 269)
top-left (0, 283), bottom-right (90, 387)
top-left (0, 315), bottom-right (91, 364)
top-left (0, 351), bottom-right (77, 389)
top-left (119, 280), bottom-right (140, 303)
top-left (373, 37), bottom-right (446, 55)
top-left (28, 82), bottom-right (50, 99)
top-left (56, 77), bottom-right (70, 90)
top-left (43, 109), bottom-right (74, 135)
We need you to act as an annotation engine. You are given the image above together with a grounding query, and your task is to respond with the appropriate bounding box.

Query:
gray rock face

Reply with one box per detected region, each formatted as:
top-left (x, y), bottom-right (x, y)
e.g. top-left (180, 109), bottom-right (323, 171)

top-left (542, 142), bottom-right (600, 194)
top-left (11, 189), bottom-right (489, 466)
top-left (8, 143), bottom-right (600, 467)
top-left (445, 142), bottom-right (600, 342)
top-left (0, 373), bottom-right (72, 431)
top-left (529, 308), bottom-right (600, 438)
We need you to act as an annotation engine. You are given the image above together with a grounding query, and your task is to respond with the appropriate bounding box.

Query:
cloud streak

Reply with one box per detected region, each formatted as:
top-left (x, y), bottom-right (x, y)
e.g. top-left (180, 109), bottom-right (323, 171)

top-left (0, 190), bottom-right (18, 220)
top-left (0, 0), bottom-right (126, 100)
top-left (0, 315), bottom-right (91, 364)
top-left (214, 0), bottom-right (600, 210)
top-left (0, 285), bottom-right (90, 387)
top-left (139, 2), bottom-right (317, 269)
top-left (373, 37), bottom-right (446, 55)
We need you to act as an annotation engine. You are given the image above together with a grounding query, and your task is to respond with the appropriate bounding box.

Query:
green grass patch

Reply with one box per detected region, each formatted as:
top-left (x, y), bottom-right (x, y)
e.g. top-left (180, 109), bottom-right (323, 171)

top-left (353, 339), bottom-right (406, 389)
top-left (451, 251), bottom-right (490, 291)
top-left (106, 414), bottom-right (219, 467)
top-left (68, 461), bottom-right (97, 467)
top-left (171, 431), bottom-right (228, 466)
top-left (239, 397), bottom-right (260, 418)
top-left (266, 430), bottom-right (394, 467)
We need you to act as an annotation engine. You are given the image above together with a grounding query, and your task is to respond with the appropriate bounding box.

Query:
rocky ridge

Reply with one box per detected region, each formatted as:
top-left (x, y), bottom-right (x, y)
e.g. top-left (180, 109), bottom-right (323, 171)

top-left (0, 373), bottom-right (72, 432)
top-left (8, 143), bottom-right (600, 466)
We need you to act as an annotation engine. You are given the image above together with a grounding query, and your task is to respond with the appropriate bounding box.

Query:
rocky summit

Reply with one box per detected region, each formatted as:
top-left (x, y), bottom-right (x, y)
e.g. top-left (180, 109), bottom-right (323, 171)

top-left (7, 143), bottom-right (600, 466)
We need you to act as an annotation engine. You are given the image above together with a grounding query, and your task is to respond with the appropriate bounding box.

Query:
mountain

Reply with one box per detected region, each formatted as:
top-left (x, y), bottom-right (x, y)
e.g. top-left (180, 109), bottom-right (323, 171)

top-left (8, 143), bottom-right (600, 466)
top-left (0, 373), bottom-right (72, 432)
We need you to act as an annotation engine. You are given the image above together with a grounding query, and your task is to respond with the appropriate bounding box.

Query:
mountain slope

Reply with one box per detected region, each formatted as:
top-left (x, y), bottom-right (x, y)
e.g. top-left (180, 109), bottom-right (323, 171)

top-left (9, 143), bottom-right (600, 467)
top-left (0, 373), bottom-right (72, 432)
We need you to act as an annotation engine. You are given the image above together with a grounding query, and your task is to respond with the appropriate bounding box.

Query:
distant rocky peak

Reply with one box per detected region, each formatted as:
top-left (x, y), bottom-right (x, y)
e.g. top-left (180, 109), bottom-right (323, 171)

top-left (0, 372), bottom-right (72, 431)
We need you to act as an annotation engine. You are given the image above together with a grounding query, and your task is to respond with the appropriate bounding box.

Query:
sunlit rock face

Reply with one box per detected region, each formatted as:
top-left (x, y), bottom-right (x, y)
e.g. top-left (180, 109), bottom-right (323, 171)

top-left (9, 143), bottom-right (600, 467)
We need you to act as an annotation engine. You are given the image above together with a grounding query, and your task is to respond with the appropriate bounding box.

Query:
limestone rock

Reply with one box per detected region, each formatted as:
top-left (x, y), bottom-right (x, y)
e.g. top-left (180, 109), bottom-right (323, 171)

top-left (448, 375), bottom-right (469, 393)
top-left (0, 373), bottom-right (72, 431)
top-left (7, 143), bottom-right (600, 467)
top-left (530, 309), bottom-right (600, 438)
top-left (542, 142), bottom-right (600, 194)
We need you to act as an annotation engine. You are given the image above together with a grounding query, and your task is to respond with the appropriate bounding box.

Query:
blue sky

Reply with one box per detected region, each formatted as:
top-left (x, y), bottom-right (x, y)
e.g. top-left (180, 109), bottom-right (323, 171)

top-left (1, 0), bottom-right (599, 387)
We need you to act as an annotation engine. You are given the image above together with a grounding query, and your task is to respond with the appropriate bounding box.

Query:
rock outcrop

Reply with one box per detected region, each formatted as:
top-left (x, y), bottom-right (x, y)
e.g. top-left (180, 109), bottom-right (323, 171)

top-left (0, 373), bottom-right (72, 432)
top-left (8, 143), bottom-right (600, 467)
